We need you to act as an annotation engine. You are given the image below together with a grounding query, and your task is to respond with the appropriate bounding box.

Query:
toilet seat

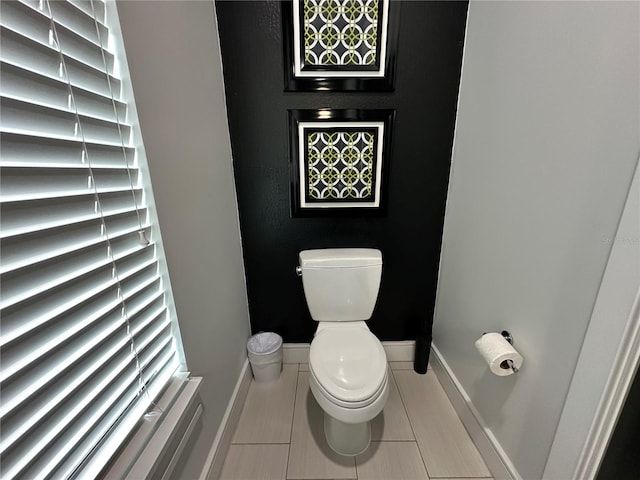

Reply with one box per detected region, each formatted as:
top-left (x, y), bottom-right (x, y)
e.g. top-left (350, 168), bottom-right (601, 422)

top-left (309, 325), bottom-right (387, 405)
top-left (310, 364), bottom-right (388, 409)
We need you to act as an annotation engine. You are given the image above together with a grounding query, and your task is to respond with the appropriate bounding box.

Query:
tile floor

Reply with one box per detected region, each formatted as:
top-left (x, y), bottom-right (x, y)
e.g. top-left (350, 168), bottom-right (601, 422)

top-left (220, 361), bottom-right (493, 480)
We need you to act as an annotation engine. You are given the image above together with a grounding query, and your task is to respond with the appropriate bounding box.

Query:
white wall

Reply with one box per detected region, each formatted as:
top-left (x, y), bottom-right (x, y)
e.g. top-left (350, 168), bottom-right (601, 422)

top-left (544, 162), bottom-right (639, 478)
top-left (115, 1), bottom-right (250, 478)
top-left (432, 2), bottom-right (640, 479)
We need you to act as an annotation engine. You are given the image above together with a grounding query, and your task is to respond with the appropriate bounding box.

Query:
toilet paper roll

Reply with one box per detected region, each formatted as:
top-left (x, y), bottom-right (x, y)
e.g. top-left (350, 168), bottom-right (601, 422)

top-left (475, 332), bottom-right (523, 376)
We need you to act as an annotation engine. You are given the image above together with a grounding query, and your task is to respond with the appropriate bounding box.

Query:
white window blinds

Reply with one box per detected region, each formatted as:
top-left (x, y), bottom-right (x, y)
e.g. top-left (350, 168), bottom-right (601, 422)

top-left (0, 1), bottom-right (186, 478)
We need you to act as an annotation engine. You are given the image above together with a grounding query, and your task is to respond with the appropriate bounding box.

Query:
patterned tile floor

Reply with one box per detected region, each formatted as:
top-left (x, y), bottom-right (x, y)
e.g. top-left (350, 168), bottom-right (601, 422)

top-left (220, 362), bottom-right (493, 480)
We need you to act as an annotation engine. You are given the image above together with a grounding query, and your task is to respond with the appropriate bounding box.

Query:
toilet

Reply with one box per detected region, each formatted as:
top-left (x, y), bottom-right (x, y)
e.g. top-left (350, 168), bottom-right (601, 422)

top-left (297, 248), bottom-right (389, 456)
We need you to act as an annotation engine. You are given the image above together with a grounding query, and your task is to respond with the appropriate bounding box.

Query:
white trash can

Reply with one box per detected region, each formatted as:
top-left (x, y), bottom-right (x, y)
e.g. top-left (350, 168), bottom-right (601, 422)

top-left (247, 332), bottom-right (283, 382)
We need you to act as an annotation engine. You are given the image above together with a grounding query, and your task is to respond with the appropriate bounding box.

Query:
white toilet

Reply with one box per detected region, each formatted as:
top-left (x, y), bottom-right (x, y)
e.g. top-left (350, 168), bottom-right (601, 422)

top-left (297, 248), bottom-right (389, 456)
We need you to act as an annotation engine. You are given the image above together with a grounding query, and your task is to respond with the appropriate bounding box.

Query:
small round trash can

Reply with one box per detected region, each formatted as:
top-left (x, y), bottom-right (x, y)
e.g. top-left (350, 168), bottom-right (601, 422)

top-left (247, 332), bottom-right (283, 382)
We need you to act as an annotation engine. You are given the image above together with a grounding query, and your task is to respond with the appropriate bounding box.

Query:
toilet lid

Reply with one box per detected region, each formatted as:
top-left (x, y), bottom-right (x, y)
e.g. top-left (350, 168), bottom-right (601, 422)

top-left (309, 327), bottom-right (387, 403)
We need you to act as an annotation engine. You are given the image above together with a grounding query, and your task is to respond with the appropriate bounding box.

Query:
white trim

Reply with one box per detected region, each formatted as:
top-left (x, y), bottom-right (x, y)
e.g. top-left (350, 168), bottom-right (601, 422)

top-left (199, 359), bottom-right (252, 480)
top-left (160, 403), bottom-right (202, 480)
top-left (102, 373), bottom-right (199, 480)
top-left (283, 343), bottom-right (312, 364)
top-left (431, 345), bottom-right (519, 480)
top-left (544, 160), bottom-right (640, 479)
top-left (382, 340), bottom-right (416, 362)
top-left (574, 290), bottom-right (640, 479)
top-left (126, 377), bottom-right (202, 480)
top-left (283, 340), bottom-right (415, 364)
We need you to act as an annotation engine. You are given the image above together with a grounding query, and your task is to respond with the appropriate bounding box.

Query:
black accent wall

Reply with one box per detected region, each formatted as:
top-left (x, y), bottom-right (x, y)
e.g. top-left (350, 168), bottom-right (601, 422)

top-left (216, 0), bottom-right (468, 342)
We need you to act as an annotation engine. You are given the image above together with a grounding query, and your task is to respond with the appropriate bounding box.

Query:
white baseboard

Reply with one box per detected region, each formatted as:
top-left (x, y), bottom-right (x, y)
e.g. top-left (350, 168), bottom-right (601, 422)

top-left (282, 343), bottom-right (311, 363)
top-left (430, 345), bottom-right (519, 480)
top-left (199, 359), bottom-right (252, 480)
top-left (382, 340), bottom-right (416, 361)
top-left (283, 340), bottom-right (416, 364)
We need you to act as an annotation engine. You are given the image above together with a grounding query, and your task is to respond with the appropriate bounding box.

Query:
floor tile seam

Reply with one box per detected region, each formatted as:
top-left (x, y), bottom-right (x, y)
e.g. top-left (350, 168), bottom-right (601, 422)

top-left (285, 365), bottom-right (303, 477)
top-left (286, 477), bottom-right (357, 480)
top-left (429, 477), bottom-right (494, 479)
top-left (367, 439), bottom-right (419, 443)
top-left (427, 374), bottom-right (491, 475)
top-left (380, 365), bottom-right (416, 443)
top-left (391, 369), bottom-right (435, 479)
top-left (230, 441), bottom-right (292, 445)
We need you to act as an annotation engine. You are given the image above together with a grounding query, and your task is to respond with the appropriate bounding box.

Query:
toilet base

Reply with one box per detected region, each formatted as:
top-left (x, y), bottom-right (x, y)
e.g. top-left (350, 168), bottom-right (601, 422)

top-left (323, 413), bottom-right (371, 456)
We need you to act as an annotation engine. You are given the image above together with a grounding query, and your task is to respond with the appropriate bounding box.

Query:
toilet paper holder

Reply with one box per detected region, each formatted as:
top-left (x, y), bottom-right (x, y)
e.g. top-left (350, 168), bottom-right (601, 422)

top-left (481, 330), bottom-right (519, 373)
top-left (500, 330), bottom-right (514, 345)
top-left (500, 330), bottom-right (518, 373)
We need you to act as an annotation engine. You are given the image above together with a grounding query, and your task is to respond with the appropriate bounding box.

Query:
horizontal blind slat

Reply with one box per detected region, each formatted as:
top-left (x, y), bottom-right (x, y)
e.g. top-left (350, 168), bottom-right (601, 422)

top-left (0, 132), bottom-right (135, 169)
top-left (1, 62), bottom-right (127, 122)
top-left (0, 304), bottom-right (167, 456)
top-left (33, 347), bottom-right (178, 480)
top-left (1, 97), bottom-right (131, 146)
top-left (2, 329), bottom-right (135, 454)
top-left (20, 0), bottom-right (109, 48)
top-left (0, 239), bottom-right (157, 312)
top-left (1, 279), bottom-right (164, 386)
top-left (3, 334), bottom-right (174, 480)
top-left (1, 210), bottom-right (149, 274)
top-left (1, 286), bottom-right (165, 423)
top-left (0, 1), bottom-right (114, 74)
top-left (0, 29), bottom-right (121, 98)
top-left (0, 299), bottom-right (167, 435)
top-left (0, 167), bottom-right (138, 201)
top-left (0, 253), bottom-right (159, 347)
top-left (4, 327), bottom-right (175, 480)
top-left (0, 166), bottom-right (138, 204)
top-left (69, 0), bottom-right (105, 25)
top-left (52, 350), bottom-right (179, 480)
top-left (1, 189), bottom-right (143, 238)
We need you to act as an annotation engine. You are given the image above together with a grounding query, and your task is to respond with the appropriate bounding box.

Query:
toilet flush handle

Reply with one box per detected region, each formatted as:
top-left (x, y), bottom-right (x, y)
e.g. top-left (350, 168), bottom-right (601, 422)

top-left (296, 266), bottom-right (302, 276)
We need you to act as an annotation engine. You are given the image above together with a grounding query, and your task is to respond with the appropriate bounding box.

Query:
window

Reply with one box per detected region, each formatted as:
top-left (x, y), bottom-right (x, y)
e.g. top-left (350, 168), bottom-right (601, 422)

top-left (0, 1), bottom-right (187, 478)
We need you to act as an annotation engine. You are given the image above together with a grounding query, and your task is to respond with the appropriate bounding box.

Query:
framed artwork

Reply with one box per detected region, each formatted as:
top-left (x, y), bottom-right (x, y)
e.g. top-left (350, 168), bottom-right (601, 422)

top-left (282, 0), bottom-right (400, 91)
top-left (289, 109), bottom-right (394, 216)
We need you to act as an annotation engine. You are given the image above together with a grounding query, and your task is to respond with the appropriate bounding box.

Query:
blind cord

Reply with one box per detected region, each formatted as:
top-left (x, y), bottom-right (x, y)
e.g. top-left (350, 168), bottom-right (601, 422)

top-left (42, 0), bottom-right (162, 419)
top-left (88, 0), bottom-right (149, 247)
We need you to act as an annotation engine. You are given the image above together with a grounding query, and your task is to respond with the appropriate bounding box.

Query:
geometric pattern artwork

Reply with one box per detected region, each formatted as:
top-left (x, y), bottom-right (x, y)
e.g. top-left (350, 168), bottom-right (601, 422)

top-left (305, 128), bottom-right (378, 202)
top-left (297, 121), bottom-right (385, 209)
top-left (289, 109), bottom-right (394, 215)
top-left (292, 0), bottom-right (389, 78)
top-left (302, 0), bottom-right (381, 68)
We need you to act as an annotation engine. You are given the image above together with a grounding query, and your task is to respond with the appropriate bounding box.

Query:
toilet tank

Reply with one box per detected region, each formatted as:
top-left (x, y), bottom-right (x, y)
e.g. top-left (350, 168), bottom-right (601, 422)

top-left (298, 248), bottom-right (382, 322)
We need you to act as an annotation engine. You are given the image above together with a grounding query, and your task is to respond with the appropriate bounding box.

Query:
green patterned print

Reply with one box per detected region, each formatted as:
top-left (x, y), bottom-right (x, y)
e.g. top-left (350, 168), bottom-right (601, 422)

top-left (306, 129), bottom-right (376, 201)
top-left (303, 0), bottom-right (380, 67)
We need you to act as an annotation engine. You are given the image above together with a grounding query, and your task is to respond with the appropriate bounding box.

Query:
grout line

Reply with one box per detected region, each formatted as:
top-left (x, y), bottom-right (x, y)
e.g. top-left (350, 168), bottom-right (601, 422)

top-left (368, 440), bottom-right (420, 443)
top-left (390, 368), bottom-right (433, 478)
top-left (284, 364), bottom-right (301, 479)
top-left (230, 442), bottom-right (292, 446)
top-left (429, 477), bottom-right (495, 479)
top-left (227, 378), bottom-right (254, 447)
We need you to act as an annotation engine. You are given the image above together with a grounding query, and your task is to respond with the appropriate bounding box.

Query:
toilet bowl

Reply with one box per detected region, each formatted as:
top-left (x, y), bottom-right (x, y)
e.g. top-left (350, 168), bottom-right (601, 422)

top-left (297, 248), bottom-right (388, 456)
top-left (308, 322), bottom-right (389, 455)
